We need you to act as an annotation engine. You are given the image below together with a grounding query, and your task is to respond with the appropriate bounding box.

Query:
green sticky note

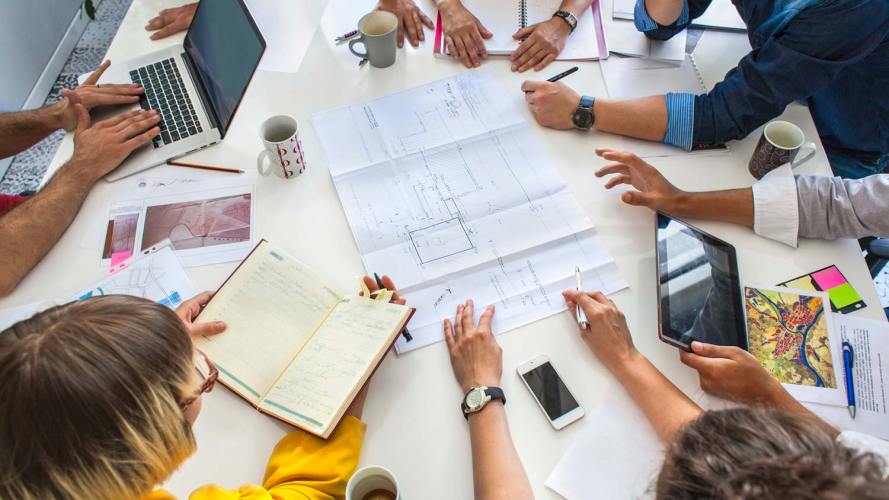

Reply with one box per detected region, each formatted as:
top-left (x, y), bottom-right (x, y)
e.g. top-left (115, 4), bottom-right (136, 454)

top-left (828, 283), bottom-right (862, 309)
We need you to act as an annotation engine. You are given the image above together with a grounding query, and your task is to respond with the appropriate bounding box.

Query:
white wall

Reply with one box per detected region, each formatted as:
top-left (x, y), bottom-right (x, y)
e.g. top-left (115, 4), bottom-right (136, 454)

top-left (0, 0), bottom-right (83, 111)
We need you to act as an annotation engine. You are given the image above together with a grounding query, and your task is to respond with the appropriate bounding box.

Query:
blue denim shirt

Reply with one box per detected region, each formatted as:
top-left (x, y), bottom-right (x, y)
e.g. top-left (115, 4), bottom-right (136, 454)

top-left (635, 0), bottom-right (889, 162)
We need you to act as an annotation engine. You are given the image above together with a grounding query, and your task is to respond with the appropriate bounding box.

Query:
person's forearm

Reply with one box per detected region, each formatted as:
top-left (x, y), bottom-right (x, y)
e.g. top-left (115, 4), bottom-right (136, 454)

top-left (0, 159), bottom-right (97, 296)
top-left (643, 0), bottom-right (685, 26)
top-left (468, 402), bottom-right (534, 500)
top-left (0, 102), bottom-right (66, 159)
top-left (593, 96), bottom-right (668, 143)
top-left (435, 0), bottom-right (463, 9)
top-left (611, 353), bottom-right (702, 441)
top-left (760, 382), bottom-right (839, 438)
top-left (664, 188), bottom-right (754, 228)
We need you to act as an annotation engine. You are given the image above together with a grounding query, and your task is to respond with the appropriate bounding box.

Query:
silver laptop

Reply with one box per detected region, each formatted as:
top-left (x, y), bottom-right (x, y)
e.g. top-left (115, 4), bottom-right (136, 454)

top-left (95, 0), bottom-right (265, 181)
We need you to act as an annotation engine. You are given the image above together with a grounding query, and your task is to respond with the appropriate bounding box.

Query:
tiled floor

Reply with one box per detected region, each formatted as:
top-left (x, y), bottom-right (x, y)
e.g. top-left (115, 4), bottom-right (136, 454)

top-left (0, 0), bottom-right (132, 194)
top-left (1, 1), bottom-right (888, 316)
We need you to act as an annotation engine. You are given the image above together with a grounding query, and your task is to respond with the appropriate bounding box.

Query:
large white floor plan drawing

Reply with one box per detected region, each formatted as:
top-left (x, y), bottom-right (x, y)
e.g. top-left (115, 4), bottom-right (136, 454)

top-left (313, 73), bottom-right (627, 353)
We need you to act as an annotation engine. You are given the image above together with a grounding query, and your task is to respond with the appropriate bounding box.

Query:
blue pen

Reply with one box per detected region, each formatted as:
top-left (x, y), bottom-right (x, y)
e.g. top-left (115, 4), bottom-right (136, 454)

top-left (842, 341), bottom-right (856, 419)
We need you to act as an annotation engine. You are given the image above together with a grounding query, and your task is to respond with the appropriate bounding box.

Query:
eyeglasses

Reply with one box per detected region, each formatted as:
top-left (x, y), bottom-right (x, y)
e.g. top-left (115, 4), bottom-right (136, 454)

top-left (179, 349), bottom-right (218, 410)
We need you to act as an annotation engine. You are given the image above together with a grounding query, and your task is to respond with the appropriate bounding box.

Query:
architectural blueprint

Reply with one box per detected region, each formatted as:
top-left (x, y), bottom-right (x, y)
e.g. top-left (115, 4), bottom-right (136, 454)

top-left (312, 73), bottom-right (627, 353)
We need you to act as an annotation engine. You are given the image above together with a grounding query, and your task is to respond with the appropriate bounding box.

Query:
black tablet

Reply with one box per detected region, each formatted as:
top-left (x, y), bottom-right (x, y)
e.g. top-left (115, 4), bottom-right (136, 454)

top-left (655, 213), bottom-right (747, 351)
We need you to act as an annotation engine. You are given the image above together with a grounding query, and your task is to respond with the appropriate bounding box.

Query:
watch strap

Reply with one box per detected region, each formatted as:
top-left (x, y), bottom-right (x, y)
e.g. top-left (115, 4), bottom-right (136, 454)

top-left (553, 10), bottom-right (578, 32)
top-left (461, 386), bottom-right (506, 419)
top-left (579, 95), bottom-right (595, 110)
top-left (483, 386), bottom-right (506, 405)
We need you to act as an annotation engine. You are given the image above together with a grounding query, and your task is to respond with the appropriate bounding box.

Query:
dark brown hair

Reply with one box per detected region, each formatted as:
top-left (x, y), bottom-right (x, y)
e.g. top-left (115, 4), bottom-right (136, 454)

top-left (656, 408), bottom-right (889, 499)
top-left (0, 295), bottom-right (197, 500)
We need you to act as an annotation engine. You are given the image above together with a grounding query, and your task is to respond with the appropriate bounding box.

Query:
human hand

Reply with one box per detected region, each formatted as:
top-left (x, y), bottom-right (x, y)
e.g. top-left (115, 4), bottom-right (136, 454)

top-left (56, 60), bottom-right (144, 131)
top-left (679, 341), bottom-right (785, 405)
top-left (510, 18), bottom-right (570, 72)
top-left (562, 290), bottom-right (640, 374)
top-left (66, 104), bottom-right (160, 184)
top-left (360, 275), bottom-right (407, 305)
top-left (145, 2), bottom-right (198, 40)
top-left (439, 0), bottom-right (492, 68)
top-left (520, 81), bottom-right (580, 130)
top-left (376, 0), bottom-right (434, 48)
top-left (444, 299), bottom-right (501, 393)
top-left (594, 149), bottom-right (685, 211)
top-left (176, 291), bottom-right (227, 339)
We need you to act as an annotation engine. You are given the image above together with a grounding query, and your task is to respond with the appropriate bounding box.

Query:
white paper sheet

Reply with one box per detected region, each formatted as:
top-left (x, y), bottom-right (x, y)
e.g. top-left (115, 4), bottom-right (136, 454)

top-left (103, 178), bottom-right (256, 267)
top-left (0, 243), bottom-right (195, 331)
top-left (613, 0), bottom-right (744, 31)
top-left (546, 387), bottom-right (663, 500)
top-left (312, 73), bottom-right (627, 354)
top-left (804, 314), bottom-right (889, 440)
top-left (246, 0), bottom-right (329, 73)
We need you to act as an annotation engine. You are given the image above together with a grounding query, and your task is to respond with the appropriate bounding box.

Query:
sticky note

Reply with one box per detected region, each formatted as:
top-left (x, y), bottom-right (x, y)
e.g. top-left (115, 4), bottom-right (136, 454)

top-left (110, 251), bottom-right (133, 268)
top-left (812, 266), bottom-right (847, 290)
top-left (782, 276), bottom-right (818, 292)
top-left (827, 283), bottom-right (862, 309)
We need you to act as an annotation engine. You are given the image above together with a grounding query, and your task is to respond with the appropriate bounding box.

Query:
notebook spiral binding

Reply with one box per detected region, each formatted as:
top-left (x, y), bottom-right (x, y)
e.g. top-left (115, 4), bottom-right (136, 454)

top-left (518, 0), bottom-right (528, 28)
top-left (688, 54), bottom-right (707, 93)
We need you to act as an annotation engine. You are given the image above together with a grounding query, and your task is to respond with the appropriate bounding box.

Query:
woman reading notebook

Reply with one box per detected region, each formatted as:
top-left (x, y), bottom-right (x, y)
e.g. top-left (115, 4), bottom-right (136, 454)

top-left (0, 276), bottom-right (404, 500)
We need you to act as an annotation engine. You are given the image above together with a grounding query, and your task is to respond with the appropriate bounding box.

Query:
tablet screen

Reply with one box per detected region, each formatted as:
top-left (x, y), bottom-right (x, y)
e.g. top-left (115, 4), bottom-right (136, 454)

top-left (656, 213), bottom-right (747, 350)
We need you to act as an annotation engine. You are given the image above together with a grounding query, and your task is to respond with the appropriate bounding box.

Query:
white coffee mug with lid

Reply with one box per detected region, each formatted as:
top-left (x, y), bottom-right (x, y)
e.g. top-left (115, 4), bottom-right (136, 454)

top-left (257, 115), bottom-right (306, 179)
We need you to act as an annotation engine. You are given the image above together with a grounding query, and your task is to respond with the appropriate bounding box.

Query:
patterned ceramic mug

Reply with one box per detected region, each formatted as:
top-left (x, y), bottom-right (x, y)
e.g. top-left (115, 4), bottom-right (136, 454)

top-left (748, 121), bottom-right (816, 179)
top-left (257, 115), bottom-right (306, 179)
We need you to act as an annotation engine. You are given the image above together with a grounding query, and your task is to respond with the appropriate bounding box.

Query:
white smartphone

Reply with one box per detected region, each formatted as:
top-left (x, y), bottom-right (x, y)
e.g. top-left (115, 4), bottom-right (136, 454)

top-left (516, 355), bottom-right (584, 429)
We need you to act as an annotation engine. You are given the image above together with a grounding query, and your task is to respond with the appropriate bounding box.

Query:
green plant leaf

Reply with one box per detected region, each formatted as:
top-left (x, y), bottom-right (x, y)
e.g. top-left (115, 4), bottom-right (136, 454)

top-left (83, 0), bottom-right (96, 20)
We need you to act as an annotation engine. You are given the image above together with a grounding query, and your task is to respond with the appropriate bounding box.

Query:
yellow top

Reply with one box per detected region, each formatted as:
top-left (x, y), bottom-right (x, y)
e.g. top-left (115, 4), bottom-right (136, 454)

top-left (144, 416), bottom-right (366, 500)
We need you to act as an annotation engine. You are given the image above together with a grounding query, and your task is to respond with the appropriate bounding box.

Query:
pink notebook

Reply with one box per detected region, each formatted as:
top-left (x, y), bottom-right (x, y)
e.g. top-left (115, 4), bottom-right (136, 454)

top-left (434, 0), bottom-right (609, 60)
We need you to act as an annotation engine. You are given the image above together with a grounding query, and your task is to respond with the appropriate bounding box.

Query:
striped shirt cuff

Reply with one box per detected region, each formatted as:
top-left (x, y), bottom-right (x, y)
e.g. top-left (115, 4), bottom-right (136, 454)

top-left (634, 0), bottom-right (689, 32)
top-left (663, 92), bottom-right (695, 151)
top-left (751, 164), bottom-right (799, 248)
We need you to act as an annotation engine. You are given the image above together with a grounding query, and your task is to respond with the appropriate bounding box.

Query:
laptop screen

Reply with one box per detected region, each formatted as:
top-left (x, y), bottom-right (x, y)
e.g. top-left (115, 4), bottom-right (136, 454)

top-left (184, 0), bottom-right (265, 135)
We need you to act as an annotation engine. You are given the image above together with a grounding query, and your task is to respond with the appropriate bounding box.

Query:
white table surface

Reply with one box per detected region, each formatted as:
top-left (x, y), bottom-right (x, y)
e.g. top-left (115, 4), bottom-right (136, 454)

top-left (10, 0), bottom-right (886, 498)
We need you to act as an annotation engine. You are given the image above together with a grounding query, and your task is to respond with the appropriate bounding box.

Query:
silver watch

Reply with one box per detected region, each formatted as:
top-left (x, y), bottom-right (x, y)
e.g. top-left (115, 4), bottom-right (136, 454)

top-left (553, 10), bottom-right (578, 33)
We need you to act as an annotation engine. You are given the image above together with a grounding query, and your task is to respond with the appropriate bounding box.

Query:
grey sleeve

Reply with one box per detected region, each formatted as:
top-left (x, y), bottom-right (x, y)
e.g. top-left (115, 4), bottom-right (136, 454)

top-left (796, 174), bottom-right (889, 240)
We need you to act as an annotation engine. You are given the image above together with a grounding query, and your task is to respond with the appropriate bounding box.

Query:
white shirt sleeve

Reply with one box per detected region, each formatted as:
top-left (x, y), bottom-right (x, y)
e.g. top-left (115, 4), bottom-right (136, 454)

top-left (750, 164), bottom-right (799, 248)
top-left (837, 430), bottom-right (889, 476)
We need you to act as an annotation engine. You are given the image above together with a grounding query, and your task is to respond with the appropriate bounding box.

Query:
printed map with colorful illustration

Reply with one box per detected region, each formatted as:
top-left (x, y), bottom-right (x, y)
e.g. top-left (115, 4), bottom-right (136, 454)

top-left (745, 287), bottom-right (836, 388)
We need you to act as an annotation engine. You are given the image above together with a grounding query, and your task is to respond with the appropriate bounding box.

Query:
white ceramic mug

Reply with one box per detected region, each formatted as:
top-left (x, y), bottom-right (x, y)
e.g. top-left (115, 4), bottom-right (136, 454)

top-left (346, 466), bottom-right (401, 500)
top-left (257, 115), bottom-right (306, 179)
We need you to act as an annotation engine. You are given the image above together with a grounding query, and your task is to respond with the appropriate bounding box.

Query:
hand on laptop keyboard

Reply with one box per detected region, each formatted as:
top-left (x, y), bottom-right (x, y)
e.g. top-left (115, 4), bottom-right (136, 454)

top-left (57, 60), bottom-right (144, 131)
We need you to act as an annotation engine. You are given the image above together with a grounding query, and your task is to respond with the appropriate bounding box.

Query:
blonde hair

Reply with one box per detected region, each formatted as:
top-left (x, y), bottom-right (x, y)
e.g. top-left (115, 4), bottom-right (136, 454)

top-left (0, 296), bottom-right (198, 500)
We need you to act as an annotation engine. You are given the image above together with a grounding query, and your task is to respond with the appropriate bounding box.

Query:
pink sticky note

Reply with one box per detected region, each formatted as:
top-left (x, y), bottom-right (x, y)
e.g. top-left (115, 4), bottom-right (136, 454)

top-left (811, 266), bottom-right (846, 290)
top-left (110, 250), bottom-right (133, 269)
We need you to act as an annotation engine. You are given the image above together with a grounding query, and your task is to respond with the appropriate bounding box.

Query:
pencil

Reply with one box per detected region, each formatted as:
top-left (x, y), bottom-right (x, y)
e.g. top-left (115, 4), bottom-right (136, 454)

top-left (374, 272), bottom-right (413, 342)
top-left (166, 160), bottom-right (244, 174)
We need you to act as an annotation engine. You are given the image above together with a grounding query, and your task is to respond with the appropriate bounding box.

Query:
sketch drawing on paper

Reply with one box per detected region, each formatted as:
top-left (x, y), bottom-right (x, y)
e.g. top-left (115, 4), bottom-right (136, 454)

top-left (141, 193), bottom-right (252, 251)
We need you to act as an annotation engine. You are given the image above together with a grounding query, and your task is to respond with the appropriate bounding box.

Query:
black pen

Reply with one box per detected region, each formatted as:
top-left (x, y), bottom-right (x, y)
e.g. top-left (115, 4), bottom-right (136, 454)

top-left (547, 66), bottom-right (579, 82)
top-left (525, 66), bottom-right (579, 93)
top-left (374, 272), bottom-right (413, 342)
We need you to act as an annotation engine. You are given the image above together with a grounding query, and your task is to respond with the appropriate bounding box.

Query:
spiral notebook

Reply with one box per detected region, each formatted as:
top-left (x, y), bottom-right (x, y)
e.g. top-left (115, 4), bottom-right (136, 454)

top-left (433, 0), bottom-right (609, 60)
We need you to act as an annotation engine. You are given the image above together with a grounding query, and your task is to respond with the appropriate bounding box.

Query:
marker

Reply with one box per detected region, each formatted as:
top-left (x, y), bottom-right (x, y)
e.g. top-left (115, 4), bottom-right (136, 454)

top-left (374, 273), bottom-right (413, 342)
top-left (842, 341), bottom-right (856, 419)
top-left (335, 30), bottom-right (359, 43)
top-left (546, 66), bottom-right (579, 83)
top-left (575, 266), bottom-right (588, 329)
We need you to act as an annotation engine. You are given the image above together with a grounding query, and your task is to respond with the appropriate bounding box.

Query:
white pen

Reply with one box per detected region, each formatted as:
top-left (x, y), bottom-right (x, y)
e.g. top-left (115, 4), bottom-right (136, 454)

top-left (575, 266), bottom-right (588, 329)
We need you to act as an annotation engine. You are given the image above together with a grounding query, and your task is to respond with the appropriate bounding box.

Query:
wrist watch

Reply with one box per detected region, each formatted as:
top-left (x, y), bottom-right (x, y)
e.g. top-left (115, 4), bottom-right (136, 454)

top-left (572, 95), bottom-right (596, 131)
top-left (553, 10), bottom-right (578, 33)
top-left (461, 386), bottom-right (506, 419)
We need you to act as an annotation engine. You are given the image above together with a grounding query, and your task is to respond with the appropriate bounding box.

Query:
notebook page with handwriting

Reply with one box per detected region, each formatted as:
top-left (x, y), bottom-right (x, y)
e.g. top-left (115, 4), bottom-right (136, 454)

top-left (260, 296), bottom-right (411, 437)
top-left (195, 241), bottom-right (342, 402)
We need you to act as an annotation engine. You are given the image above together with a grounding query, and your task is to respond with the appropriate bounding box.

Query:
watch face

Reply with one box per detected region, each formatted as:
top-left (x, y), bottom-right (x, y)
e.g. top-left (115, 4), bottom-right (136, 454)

top-left (466, 389), bottom-right (485, 409)
top-left (573, 109), bottom-right (592, 129)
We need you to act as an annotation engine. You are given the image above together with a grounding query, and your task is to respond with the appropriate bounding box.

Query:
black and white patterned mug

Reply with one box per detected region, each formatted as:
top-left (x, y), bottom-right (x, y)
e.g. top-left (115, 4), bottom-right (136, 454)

top-left (748, 121), bottom-right (816, 179)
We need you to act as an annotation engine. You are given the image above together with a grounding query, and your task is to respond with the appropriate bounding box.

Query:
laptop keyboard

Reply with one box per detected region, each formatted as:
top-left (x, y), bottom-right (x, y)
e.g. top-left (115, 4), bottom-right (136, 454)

top-left (129, 58), bottom-right (203, 149)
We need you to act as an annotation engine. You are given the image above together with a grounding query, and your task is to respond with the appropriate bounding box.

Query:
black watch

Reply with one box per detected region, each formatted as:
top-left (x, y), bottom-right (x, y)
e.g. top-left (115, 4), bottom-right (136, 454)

top-left (572, 95), bottom-right (595, 131)
top-left (553, 10), bottom-right (578, 33)
top-left (461, 386), bottom-right (506, 419)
